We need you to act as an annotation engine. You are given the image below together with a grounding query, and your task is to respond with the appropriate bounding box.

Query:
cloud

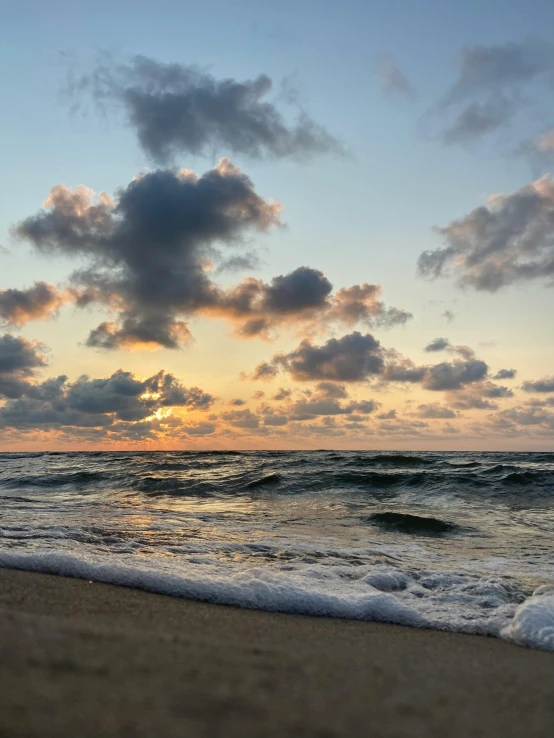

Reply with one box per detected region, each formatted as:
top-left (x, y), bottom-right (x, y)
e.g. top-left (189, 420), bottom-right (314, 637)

top-left (14, 160), bottom-right (281, 349)
top-left (325, 284), bottom-right (412, 329)
top-left (377, 54), bottom-right (415, 100)
top-left (270, 332), bottom-right (385, 382)
top-left (0, 282), bottom-right (70, 326)
top-left (0, 367), bottom-right (213, 432)
top-left (251, 361), bottom-right (280, 381)
top-left (418, 175), bottom-right (554, 290)
top-left (493, 368), bottom-right (517, 380)
top-left (181, 421), bottom-right (217, 436)
top-left (220, 408), bottom-right (260, 429)
top-left (423, 359), bottom-right (488, 391)
top-left (14, 162), bottom-right (410, 348)
top-left (538, 129), bottom-right (554, 153)
top-left (382, 360), bottom-right (426, 383)
top-left (414, 403), bottom-right (456, 419)
top-left (383, 354), bottom-right (489, 391)
top-left (447, 381), bottom-right (513, 410)
top-left (313, 381), bottom-right (348, 399)
top-left (253, 334), bottom-right (489, 395)
top-left (288, 397), bottom-right (378, 420)
top-left (424, 337), bottom-right (450, 352)
top-left (263, 413), bottom-right (289, 427)
top-left (442, 309), bottom-right (456, 323)
top-left (272, 387), bottom-right (292, 401)
top-left (0, 334), bottom-right (47, 399)
top-left (86, 319), bottom-right (193, 351)
top-left (522, 376), bottom-right (554, 393)
top-left (495, 406), bottom-right (554, 429)
top-left (206, 275), bottom-right (411, 339)
top-left (442, 423), bottom-right (460, 434)
top-left (69, 55), bottom-right (342, 164)
top-left (428, 39), bottom-right (554, 145)
top-left (376, 409), bottom-right (396, 420)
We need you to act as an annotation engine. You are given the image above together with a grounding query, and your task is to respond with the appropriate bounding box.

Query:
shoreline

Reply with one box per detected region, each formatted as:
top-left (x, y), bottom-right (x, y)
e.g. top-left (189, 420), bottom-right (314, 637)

top-left (1, 568), bottom-right (554, 737)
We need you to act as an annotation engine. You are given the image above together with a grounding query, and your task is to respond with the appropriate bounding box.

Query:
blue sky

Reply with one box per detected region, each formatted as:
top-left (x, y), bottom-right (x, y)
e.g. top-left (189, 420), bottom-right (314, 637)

top-left (1, 0), bottom-right (553, 449)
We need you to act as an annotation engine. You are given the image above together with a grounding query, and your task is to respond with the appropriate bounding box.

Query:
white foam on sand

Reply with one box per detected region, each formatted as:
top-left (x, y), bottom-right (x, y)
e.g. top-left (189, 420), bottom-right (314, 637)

top-left (3, 547), bottom-right (552, 650)
top-left (501, 587), bottom-right (554, 651)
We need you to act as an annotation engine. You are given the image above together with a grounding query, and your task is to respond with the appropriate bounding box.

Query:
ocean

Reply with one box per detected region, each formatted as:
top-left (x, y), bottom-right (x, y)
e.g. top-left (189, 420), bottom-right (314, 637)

top-left (1, 450), bottom-right (554, 651)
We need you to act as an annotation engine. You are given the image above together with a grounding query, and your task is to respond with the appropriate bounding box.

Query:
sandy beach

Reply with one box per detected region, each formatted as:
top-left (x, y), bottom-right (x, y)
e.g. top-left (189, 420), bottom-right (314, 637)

top-left (0, 568), bottom-right (553, 737)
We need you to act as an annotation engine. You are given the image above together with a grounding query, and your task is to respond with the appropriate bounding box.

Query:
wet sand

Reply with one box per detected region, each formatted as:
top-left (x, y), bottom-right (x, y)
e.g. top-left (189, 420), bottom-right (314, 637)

top-left (1, 567), bottom-right (553, 737)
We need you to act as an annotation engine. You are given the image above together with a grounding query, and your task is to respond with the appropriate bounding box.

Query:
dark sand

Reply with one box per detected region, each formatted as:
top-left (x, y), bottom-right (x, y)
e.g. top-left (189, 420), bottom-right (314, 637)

top-left (1, 568), bottom-right (554, 737)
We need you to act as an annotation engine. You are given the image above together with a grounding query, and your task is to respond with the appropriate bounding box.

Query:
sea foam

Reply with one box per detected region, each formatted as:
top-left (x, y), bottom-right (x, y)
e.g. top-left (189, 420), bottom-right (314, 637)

top-left (2, 548), bottom-right (551, 649)
top-left (501, 588), bottom-right (554, 651)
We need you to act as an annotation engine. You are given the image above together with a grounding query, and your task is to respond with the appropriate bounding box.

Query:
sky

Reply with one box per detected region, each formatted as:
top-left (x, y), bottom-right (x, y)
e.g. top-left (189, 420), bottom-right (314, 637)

top-left (1, 0), bottom-right (554, 451)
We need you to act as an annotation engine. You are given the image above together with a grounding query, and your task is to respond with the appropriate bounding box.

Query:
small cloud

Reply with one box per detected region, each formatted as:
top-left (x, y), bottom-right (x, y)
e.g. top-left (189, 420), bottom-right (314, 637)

top-left (377, 54), bottom-right (416, 101)
top-left (424, 337), bottom-right (450, 353)
top-left (493, 368), bottom-right (517, 380)
top-left (521, 376), bottom-right (554, 393)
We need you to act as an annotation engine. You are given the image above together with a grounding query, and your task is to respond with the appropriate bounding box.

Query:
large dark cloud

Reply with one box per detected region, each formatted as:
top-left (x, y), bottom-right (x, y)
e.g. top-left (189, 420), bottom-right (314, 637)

top-left (0, 334), bottom-right (47, 399)
top-left (382, 355), bottom-right (488, 391)
top-left (0, 282), bottom-right (68, 326)
top-left (14, 161), bottom-right (410, 348)
top-left (423, 359), bottom-right (488, 391)
top-left (428, 39), bottom-right (554, 145)
top-left (70, 55), bottom-right (341, 164)
top-left (270, 332), bottom-right (385, 382)
top-left (418, 175), bottom-right (554, 290)
top-left (14, 160), bottom-right (281, 349)
top-left (522, 376), bottom-right (554, 393)
top-left (0, 368), bottom-right (213, 431)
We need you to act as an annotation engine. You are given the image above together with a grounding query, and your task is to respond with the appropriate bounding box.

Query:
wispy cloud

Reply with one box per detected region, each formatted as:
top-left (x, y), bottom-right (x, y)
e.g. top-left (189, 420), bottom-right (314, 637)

top-left (67, 55), bottom-right (343, 164)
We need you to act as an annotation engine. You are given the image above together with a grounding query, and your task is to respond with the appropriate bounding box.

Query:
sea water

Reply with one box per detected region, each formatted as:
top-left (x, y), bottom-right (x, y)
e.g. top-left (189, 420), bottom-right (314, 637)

top-left (1, 450), bottom-right (554, 650)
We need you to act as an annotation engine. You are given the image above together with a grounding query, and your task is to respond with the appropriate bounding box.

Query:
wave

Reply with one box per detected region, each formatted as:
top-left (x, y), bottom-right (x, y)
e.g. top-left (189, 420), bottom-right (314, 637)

top-left (501, 471), bottom-right (553, 486)
top-left (445, 461), bottom-right (481, 469)
top-left (346, 454), bottom-right (432, 467)
top-left (136, 476), bottom-right (215, 497)
top-left (2, 550), bottom-right (553, 651)
top-left (244, 472), bottom-right (283, 489)
top-left (365, 511), bottom-right (458, 535)
top-left (334, 471), bottom-right (419, 487)
top-left (0, 471), bottom-right (107, 489)
top-left (0, 452), bottom-right (47, 460)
